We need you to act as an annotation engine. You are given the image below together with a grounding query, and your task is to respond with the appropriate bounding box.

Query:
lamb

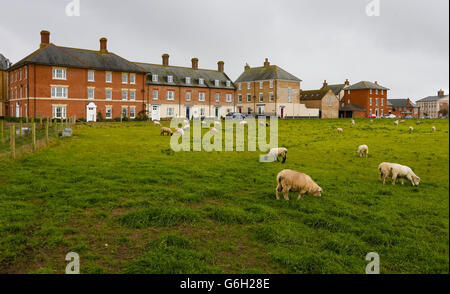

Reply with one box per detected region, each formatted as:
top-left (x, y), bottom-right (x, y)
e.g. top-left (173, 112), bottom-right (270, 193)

top-left (266, 147), bottom-right (288, 163)
top-left (160, 127), bottom-right (173, 136)
top-left (378, 162), bottom-right (420, 186)
top-left (432, 126), bottom-right (436, 132)
top-left (409, 126), bottom-right (414, 133)
top-left (210, 127), bottom-right (218, 134)
top-left (154, 121), bottom-right (161, 126)
top-left (351, 119), bottom-right (355, 126)
top-left (394, 120), bottom-right (399, 126)
top-left (174, 128), bottom-right (185, 136)
top-left (276, 169), bottom-right (322, 200)
top-left (357, 145), bottom-right (369, 157)
top-left (337, 128), bottom-right (343, 133)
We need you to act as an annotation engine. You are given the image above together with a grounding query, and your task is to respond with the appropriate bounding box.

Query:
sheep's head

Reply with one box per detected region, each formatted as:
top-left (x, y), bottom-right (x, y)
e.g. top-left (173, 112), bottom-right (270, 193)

top-left (412, 175), bottom-right (421, 186)
top-left (311, 185), bottom-right (323, 197)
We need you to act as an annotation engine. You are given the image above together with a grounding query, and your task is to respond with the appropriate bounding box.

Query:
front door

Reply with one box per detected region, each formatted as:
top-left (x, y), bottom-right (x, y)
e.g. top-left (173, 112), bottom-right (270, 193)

top-left (15, 102), bottom-right (20, 117)
top-left (215, 107), bottom-right (220, 118)
top-left (152, 105), bottom-right (160, 121)
top-left (186, 106), bottom-right (190, 119)
top-left (280, 107), bottom-right (284, 118)
top-left (86, 102), bottom-right (97, 122)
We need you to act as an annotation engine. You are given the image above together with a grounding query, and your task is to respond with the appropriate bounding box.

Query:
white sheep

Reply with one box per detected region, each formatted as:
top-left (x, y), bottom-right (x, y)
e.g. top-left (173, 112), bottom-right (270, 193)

top-left (409, 126), bottom-right (414, 133)
top-left (266, 147), bottom-right (288, 163)
top-left (154, 121), bottom-right (161, 126)
top-left (357, 145), bottom-right (369, 158)
top-left (394, 120), bottom-right (399, 126)
top-left (240, 121), bottom-right (248, 126)
top-left (214, 121), bottom-right (221, 126)
top-left (337, 128), bottom-right (343, 133)
top-left (210, 127), bottom-right (218, 134)
top-left (432, 126), bottom-right (436, 132)
top-left (351, 119), bottom-right (355, 126)
top-left (174, 128), bottom-right (184, 136)
top-left (378, 162), bottom-right (420, 186)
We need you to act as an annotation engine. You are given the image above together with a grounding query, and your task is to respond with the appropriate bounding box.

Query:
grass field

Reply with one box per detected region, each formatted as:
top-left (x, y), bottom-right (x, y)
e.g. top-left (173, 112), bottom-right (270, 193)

top-left (0, 118), bottom-right (448, 274)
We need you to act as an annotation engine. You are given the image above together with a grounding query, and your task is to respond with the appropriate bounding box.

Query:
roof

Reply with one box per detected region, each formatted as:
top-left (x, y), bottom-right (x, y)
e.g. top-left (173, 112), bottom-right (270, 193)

top-left (235, 65), bottom-right (302, 83)
top-left (300, 89), bottom-right (332, 101)
top-left (321, 83), bottom-right (346, 95)
top-left (341, 104), bottom-right (366, 111)
top-left (388, 99), bottom-right (418, 108)
top-left (9, 44), bottom-right (145, 73)
top-left (0, 53), bottom-right (11, 70)
top-left (416, 95), bottom-right (449, 103)
top-left (345, 81), bottom-right (389, 91)
top-left (134, 62), bottom-right (235, 89)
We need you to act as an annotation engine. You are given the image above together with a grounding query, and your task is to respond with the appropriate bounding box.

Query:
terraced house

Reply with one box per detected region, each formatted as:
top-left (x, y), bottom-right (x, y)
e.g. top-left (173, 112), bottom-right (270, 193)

top-left (234, 59), bottom-right (318, 118)
top-left (135, 55), bottom-right (235, 120)
top-left (7, 31), bottom-right (146, 121)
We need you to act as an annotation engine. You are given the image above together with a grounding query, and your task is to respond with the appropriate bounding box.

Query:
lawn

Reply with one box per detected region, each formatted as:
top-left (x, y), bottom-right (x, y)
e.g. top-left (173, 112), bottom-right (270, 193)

top-left (0, 118), bottom-right (448, 274)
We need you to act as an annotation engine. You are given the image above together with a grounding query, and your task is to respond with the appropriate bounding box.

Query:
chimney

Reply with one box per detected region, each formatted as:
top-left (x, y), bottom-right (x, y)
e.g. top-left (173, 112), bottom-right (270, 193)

top-left (162, 54), bottom-right (169, 66)
top-left (191, 58), bottom-right (198, 70)
top-left (438, 89), bottom-right (444, 96)
top-left (244, 63), bottom-right (250, 71)
top-left (99, 37), bottom-right (108, 53)
top-left (344, 79), bottom-right (350, 86)
top-left (264, 58), bottom-right (270, 67)
top-left (217, 61), bottom-right (224, 73)
top-left (374, 81), bottom-right (378, 85)
top-left (40, 30), bottom-right (50, 47)
top-left (323, 80), bottom-right (328, 87)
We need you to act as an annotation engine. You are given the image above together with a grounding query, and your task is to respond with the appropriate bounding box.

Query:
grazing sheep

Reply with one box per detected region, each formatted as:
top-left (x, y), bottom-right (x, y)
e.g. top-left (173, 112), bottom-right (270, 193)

top-left (432, 126), bottom-right (436, 132)
top-left (416, 121), bottom-right (421, 125)
top-left (394, 120), bottom-right (399, 126)
top-left (370, 119), bottom-right (374, 123)
top-left (154, 121), bottom-right (161, 126)
top-left (409, 126), bottom-right (414, 133)
top-left (240, 121), bottom-right (248, 126)
top-left (378, 162), bottom-right (420, 186)
top-left (210, 127), bottom-right (218, 134)
top-left (378, 162), bottom-right (393, 185)
top-left (400, 120), bottom-right (406, 123)
top-left (174, 128), bottom-right (185, 136)
top-left (337, 128), bottom-right (343, 133)
top-left (160, 127), bottom-right (173, 136)
top-left (357, 145), bottom-right (369, 158)
top-left (214, 121), bottom-right (221, 126)
top-left (351, 119), bottom-right (355, 126)
top-left (266, 147), bottom-right (288, 163)
top-left (276, 169), bottom-right (322, 200)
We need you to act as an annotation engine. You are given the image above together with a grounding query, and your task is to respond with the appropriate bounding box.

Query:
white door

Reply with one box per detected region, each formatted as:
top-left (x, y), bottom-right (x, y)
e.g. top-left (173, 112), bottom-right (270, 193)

top-left (86, 102), bottom-right (97, 122)
top-left (15, 102), bottom-right (20, 117)
top-left (152, 105), bottom-right (160, 121)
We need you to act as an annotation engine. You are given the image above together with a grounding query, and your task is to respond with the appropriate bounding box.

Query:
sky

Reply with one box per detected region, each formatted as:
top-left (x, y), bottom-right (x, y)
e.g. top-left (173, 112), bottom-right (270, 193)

top-left (0, 0), bottom-right (448, 101)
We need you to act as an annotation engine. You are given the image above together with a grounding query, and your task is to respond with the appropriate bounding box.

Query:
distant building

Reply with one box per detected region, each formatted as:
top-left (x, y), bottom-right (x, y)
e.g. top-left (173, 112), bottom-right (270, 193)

top-left (0, 53), bottom-right (11, 117)
top-left (300, 89), bottom-right (339, 118)
top-left (341, 81), bottom-right (390, 118)
top-left (234, 59), bottom-right (318, 118)
top-left (320, 79), bottom-right (350, 102)
top-left (387, 98), bottom-right (420, 118)
top-left (416, 90), bottom-right (449, 118)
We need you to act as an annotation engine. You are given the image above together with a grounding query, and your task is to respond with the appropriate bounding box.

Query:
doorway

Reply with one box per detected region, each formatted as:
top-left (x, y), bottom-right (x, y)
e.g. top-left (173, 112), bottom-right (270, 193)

top-left (152, 105), bottom-right (161, 121)
top-left (86, 102), bottom-right (97, 122)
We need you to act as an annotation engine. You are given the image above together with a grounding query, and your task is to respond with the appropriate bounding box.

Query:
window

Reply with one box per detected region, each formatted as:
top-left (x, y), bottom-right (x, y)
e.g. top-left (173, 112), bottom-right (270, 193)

top-left (106, 89), bottom-right (112, 100)
top-left (199, 92), bottom-right (205, 101)
top-left (215, 93), bottom-right (220, 102)
top-left (369, 109), bottom-right (372, 116)
top-left (238, 83), bottom-right (242, 90)
top-left (257, 105), bottom-right (265, 115)
top-left (52, 106), bottom-right (67, 119)
top-left (19, 70), bottom-right (22, 80)
top-left (167, 91), bottom-right (175, 101)
top-left (130, 90), bottom-right (136, 101)
top-left (259, 93), bottom-right (264, 102)
top-left (200, 108), bottom-right (205, 116)
top-left (24, 67), bottom-right (27, 79)
top-left (270, 80), bottom-right (274, 88)
top-left (130, 106), bottom-right (136, 119)
top-left (153, 90), bottom-right (158, 100)
top-left (105, 107), bottom-right (112, 119)
top-left (215, 80), bottom-right (220, 87)
top-left (186, 77), bottom-right (191, 84)
top-left (381, 98), bottom-right (384, 106)
top-left (375, 98), bottom-right (378, 106)
top-left (122, 107), bottom-right (128, 118)
top-left (226, 94), bottom-right (232, 102)
top-left (152, 74), bottom-right (158, 82)
top-left (238, 94), bottom-right (242, 102)
top-left (288, 88), bottom-right (292, 102)
top-left (167, 107), bottom-right (174, 117)
top-left (106, 72), bottom-right (112, 83)
top-left (122, 90), bottom-right (128, 100)
top-left (375, 89), bottom-right (379, 94)
top-left (51, 86), bottom-right (68, 98)
top-left (370, 89), bottom-right (373, 94)
top-left (259, 81), bottom-right (263, 89)
top-left (347, 90), bottom-right (350, 95)
top-left (52, 68), bottom-right (66, 80)
top-left (88, 88), bottom-right (95, 99)
top-left (247, 82), bottom-right (251, 90)
top-left (199, 78), bottom-right (204, 85)
top-left (130, 73), bottom-right (136, 84)
top-left (167, 75), bottom-right (173, 83)
top-left (122, 73), bottom-right (128, 84)
top-left (88, 71), bottom-right (95, 82)
top-left (369, 98), bottom-right (372, 106)
top-left (247, 94), bottom-right (251, 102)
top-left (226, 81), bottom-right (231, 87)
top-left (186, 92), bottom-right (191, 101)
top-left (269, 93), bottom-right (274, 102)
top-left (328, 97), bottom-right (332, 106)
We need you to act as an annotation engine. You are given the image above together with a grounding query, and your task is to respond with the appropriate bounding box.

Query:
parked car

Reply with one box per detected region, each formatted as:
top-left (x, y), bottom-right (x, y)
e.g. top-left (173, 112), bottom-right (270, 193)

top-left (225, 112), bottom-right (246, 120)
top-left (404, 115), bottom-right (414, 119)
top-left (368, 114), bottom-right (377, 119)
top-left (385, 114), bottom-right (396, 118)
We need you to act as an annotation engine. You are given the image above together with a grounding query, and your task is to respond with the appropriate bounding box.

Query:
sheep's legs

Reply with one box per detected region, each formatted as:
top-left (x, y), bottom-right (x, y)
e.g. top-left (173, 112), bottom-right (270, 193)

top-left (276, 184), bottom-right (282, 200)
top-left (283, 189), bottom-right (290, 200)
top-left (297, 194), bottom-right (304, 200)
top-left (392, 174), bottom-right (398, 185)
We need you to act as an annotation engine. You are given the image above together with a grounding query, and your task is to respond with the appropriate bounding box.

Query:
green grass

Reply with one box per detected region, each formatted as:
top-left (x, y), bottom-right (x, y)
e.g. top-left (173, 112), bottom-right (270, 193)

top-left (0, 118), bottom-right (448, 274)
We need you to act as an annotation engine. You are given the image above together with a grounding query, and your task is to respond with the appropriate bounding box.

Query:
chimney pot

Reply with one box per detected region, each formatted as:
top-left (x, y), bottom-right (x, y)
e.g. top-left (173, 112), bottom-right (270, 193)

top-left (264, 58), bottom-right (270, 67)
top-left (217, 61), bottom-right (224, 72)
top-left (374, 81), bottom-right (378, 85)
top-left (162, 54), bottom-right (169, 66)
top-left (344, 79), bottom-right (350, 86)
top-left (99, 37), bottom-right (108, 53)
top-left (191, 58), bottom-right (198, 70)
top-left (40, 30), bottom-right (50, 47)
top-left (244, 63), bottom-right (250, 71)
top-left (323, 80), bottom-right (328, 87)
top-left (438, 89), bottom-right (444, 96)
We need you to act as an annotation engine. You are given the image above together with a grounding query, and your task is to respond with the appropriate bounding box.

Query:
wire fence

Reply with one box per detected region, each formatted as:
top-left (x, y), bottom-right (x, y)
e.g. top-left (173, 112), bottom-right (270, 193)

top-left (0, 116), bottom-right (76, 161)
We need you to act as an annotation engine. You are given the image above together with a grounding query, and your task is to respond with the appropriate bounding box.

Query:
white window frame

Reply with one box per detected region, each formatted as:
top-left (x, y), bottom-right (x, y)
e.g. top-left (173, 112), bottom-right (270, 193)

top-left (226, 94), bottom-right (232, 102)
top-left (167, 107), bottom-right (174, 117)
top-left (121, 106), bottom-right (128, 118)
top-left (88, 87), bottom-right (95, 99)
top-left (247, 82), bottom-right (251, 90)
top-left (226, 81), bottom-right (231, 87)
top-left (199, 78), bottom-right (204, 85)
top-left (288, 88), bottom-right (292, 102)
top-left (186, 77), bottom-right (191, 84)
top-left (122, 73), bottom-right (128, 84)
top-left (259, 93), bottom-right (263, 102)
top-left (186, 91), bottom-right (191, 101)
top-left (259, 81), bottom-right (263, 89)
top-left (328, 96), bottom-right (332, 106)
top-left (167, 75), bottom-right (173, 83)
top-left (152, 74), bottom-right (158, 82)
top-left (215, 80), bottom-right (220, 87)
top-left (370, 89), bottom-right (373, 94)
top-left (105, 88), bottom-right (112, 100)
top-left (199, 92), bottom-right (205, 101)
top-left (88, 70), bottom-right (95, 82)
top-left (130, 90), bottom-right (136, 101)
top-left (270, 80), bottom-right (274, 88)
top-left (51, 86), bottom-right (68, 98)
top-left (52, 105), bottom-right (67, 119)
top-left (247, 94), bottom-right (251, 102)
top-left (238, 83), bottom-right (242, 90)
top-left (52, 68), bottom-right (67, 80)
top-left (122, 89), bottom-right (128, 101)
top-left (105, 106), bottom-right (112, 119)
top-left (167, 90), bottom-right (175, 101)
top-left (153, 90), bottom-right (158, 100)
top-left (269, 92), bottom-right (274, 102)
top-left (106, 71), bottom-right (112, 83)
top-left (238, 94), bottom-right (242, 102)
top-left (215, 93), bottom-right (220, 102)
top-left (369, 98), bottom-right (372, 106)
top-left (130, 106), bottom-right (136, 119)
top-left (130, 73), bottom-right (136, 84)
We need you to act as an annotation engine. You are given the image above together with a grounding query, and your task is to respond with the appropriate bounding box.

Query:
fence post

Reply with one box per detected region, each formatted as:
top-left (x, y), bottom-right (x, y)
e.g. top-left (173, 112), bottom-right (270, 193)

top-left (26, 116), bottom-right (28, 124)
top-left (40, 117), bottom-right (43, 125)
top-left (1, 119), bottom-right (4, 144)
top-left (45, 119), bottom-right (49, 145)
top-left (20, 120), bottom-right (23, 137)
top-left (32, 122), bottom-right (36, 151)
top-left (49, 117), bottom-right (52, 127)
top-left (10, 125), bottom-right (15, 160)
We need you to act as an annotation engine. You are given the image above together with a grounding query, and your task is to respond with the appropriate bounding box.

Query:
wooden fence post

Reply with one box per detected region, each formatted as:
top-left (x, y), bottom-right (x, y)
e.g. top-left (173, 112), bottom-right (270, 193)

top-left (40, 117), bottom-right (43, 125)
top-left (32, 122), bottom-right (36, 151)
top-left (45, 120), bottom-right (49, 145)
top-left (1, 120), bottom-right (4, 144)
top-left (10, 125), bottom-right (15, 160)
top-left (19, 120), bottom-right (23, 137)
top-left (26, 116), bottom-right (28, 124)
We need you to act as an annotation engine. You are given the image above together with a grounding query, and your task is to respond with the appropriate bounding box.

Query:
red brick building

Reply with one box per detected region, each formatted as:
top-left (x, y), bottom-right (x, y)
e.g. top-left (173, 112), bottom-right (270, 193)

top-left (387, 98), bottom-right (420, 118)
top-left (341, 81), bottom-right (390, 118)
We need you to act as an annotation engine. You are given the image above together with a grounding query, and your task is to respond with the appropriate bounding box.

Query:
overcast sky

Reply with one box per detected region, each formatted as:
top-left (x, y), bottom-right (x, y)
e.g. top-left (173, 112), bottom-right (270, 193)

top-left (0, 0), bottom-right (448, 101)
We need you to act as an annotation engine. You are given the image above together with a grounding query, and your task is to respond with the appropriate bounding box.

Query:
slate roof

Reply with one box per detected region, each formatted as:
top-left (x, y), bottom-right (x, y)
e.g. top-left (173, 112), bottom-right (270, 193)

top-left (134, 62), bottom-right (235, 90)
top-left (321, 84), bottom-right (346, 95)
top-left (300, 89), bottom-right (331, 101)
top-left (345, 81), bottom-right (389, 91)
top-left (416, 94), bottom-right (449, 102)
top-left (341, 104), bottom-right (366, 111)
top-left (388, 99), bottom-right (417, 108)
top-left (235, 65), bottom-right (302, 83)
top-left (8, 44), bottom-right (145, 73)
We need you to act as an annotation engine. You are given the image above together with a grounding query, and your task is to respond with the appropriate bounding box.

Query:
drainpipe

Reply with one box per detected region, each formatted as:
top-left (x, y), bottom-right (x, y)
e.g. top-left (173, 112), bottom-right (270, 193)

top-left (34, 65), bottom-right (36, 118)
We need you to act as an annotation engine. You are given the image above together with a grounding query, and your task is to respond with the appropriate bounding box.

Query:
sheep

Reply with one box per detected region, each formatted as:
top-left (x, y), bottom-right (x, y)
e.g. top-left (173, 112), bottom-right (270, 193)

top-left (276, 169), bottom-right (322, 200)
top-left (337, 128), bottom-right (343, 133)
top-left (153, 121), bottom-right (161, 126)
top-left (182, 124), bottom-right (190, 131)
top-left (240, 121), bottom-right (247, 126)
top-left (409, 126), bottom-right (414, 133)
top-left (357, 145), bottom-right (369, 158)
top-left (378, 162), bottom-right (420, 186)
top-left (394, 120), bottom-right (399, 126)
top-left (214, 121), bottom-right (221, 126)
top-left (400, 120), bottom-right (406, 123)
top-left (210, 127), bottom-right (218, 134)
top-left (266, 147), bottom-right (288, 163)
top-left (378, 162), bottom-right (393, 185)
top-left (351, 119), bottom-right (355, 126)
top-left (160, 127), bottom-right (173, 136)
top-left (174, 128), bottom-right (185, 136)
top-left (432, 126), bottom-right (436, 132)
top-left (416, 121), bottom-right (421, 125)
top-left (184, 119), bottom-right (189, 125)
top-left (370, 119), bottom-right (374, 123)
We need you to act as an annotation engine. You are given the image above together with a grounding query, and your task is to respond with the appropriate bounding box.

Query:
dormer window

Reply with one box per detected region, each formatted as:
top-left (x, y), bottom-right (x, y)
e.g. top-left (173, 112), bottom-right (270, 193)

top-left (226, 81), bottom-right (231, 87)
top-left (214, 80), bottom-right (220, 87)
top-left (199, 78), bottom-right (204, 85)
top-left (186, 77), bottom-right (191, 84)
top-left (152, 74), bottom-right (158, 82)
top-left (167, 75), bottom-right (173, 83)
